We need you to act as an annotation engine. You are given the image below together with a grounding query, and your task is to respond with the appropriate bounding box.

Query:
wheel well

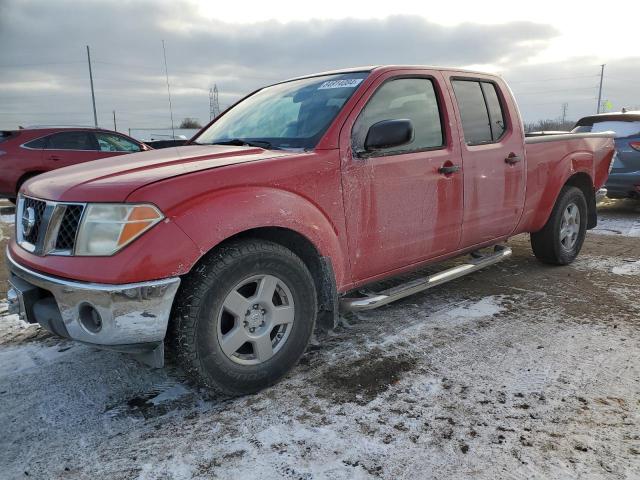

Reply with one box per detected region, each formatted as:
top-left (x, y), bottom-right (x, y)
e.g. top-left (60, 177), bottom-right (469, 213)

top-left (16, 171), bottom-right (44, 193)
top-left (200, 227), bottom-right (338, 326)
top-left (564, 172), bottom-right (597, 229)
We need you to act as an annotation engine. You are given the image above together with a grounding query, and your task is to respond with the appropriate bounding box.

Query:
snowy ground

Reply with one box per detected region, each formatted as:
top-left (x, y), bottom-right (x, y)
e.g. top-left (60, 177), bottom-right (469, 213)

top-left (1, 199), bottom-right (639, 479)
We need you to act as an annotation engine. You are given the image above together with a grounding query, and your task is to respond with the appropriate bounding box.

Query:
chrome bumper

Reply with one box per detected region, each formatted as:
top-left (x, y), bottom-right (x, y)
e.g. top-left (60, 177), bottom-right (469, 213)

top-left (6, 249), bottom-right (180, 366)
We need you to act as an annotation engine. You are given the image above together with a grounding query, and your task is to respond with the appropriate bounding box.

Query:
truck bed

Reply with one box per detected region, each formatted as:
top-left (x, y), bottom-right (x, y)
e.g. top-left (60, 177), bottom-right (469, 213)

top-left (515, 131), bottom-right (616, 234)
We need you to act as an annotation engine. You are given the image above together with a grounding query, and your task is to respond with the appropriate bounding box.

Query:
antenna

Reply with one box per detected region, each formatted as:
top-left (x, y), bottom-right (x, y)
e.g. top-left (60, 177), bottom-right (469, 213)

top-left (209, 84), bottom-right (220, 120)
top-left (162, 40), bottom-right (176, 139)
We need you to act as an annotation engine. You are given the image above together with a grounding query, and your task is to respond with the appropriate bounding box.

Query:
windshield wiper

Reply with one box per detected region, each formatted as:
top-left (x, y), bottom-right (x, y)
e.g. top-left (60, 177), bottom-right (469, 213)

top-left (210, 138), bottom-right (276, 149)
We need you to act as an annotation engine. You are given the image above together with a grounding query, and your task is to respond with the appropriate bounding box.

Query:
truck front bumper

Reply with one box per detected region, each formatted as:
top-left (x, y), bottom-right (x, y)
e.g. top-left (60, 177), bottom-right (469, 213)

top-left (5, 249), bottom-right (180, 367)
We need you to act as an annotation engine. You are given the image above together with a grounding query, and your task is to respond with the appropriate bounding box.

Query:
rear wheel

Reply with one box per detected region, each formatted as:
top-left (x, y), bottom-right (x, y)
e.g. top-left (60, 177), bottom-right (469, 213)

top-left (531, 186), bottom-right (587, 265)
top-left (170, 239), bottom-right (317, 396)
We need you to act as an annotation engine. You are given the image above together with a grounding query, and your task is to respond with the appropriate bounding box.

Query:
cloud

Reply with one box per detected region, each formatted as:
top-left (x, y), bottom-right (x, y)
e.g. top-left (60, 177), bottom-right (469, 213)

top-left (0, 0), bottom-right (637, 131)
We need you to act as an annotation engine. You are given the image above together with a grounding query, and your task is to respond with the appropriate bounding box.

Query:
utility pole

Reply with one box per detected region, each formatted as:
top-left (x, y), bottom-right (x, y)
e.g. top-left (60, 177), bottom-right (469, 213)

top-left (596, 64), bottom-right (605, 114)
top-left (561, 102), bottom-right (568, 124)
top-left (161, 40), bottom-right (176, 140)
top-left (112, 110), bottom-right (117, 131)
top-left (86, 45), bottom-right (98, 127)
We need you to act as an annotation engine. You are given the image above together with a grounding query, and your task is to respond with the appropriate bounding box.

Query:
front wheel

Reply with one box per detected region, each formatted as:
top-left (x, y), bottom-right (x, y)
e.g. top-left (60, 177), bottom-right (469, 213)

top-left (170, 239), bottom-right (317, 396)
top-left (531, 186), bottom-right (588, 265)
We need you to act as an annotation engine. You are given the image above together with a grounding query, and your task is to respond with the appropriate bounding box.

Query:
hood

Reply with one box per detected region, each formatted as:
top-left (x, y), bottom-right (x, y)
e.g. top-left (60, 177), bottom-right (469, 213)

top-left (24, 145), bottom-right (295, 202)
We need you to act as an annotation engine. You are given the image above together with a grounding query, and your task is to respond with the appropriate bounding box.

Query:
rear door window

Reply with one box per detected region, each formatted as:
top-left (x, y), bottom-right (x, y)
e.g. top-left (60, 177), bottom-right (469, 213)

top-left (352, 77), bottom-right (444, 156)
top-left (452, 80), bottom-right (507, 145)
top-left (47, 131), bottom-right (96, 150)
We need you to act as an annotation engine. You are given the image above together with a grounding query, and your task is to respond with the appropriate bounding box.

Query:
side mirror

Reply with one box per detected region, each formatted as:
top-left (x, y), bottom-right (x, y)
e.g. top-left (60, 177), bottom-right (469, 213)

top-left (364, 119), bottom-right (414, 152)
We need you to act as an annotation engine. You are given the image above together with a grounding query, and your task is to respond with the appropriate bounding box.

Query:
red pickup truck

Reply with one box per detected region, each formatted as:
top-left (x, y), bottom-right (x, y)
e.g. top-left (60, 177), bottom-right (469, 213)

top-left (6, 66), bottom-right (614, 395)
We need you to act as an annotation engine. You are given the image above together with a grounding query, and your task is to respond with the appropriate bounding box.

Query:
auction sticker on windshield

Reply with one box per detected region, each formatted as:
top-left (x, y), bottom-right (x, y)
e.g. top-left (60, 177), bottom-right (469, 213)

top-left (318, 79), bottom-right (363, 89)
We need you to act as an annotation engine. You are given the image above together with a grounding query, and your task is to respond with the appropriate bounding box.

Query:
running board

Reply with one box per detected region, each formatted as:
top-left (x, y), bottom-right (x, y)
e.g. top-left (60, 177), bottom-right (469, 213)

top-left (340, 245), bottom-right (512, 311)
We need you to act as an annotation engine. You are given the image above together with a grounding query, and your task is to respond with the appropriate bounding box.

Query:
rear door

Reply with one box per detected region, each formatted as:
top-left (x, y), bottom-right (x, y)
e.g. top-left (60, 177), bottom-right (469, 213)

top-left (340, 70), bottom-right (464, 282)
top-left (43, 131), bottom-right (99, 168)
top-left (445, 74), bottom-right (526, 248)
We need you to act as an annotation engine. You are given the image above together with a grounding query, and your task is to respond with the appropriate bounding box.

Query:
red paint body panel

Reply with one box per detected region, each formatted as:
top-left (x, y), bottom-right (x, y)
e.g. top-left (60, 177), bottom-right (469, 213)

top-left (0, 128), bottom-right (147, 199)
top-left (338, 69), bottom-right (464, 282)
top-left (515, 136), bottom-right (614, 234)
top-left (24, 145), bottom-right (295, 202)
top-left (8, 219), bottom-right (200, 283)
top-left (127, 150), bottom-right (351, 288)
top-left (10, 66), bottom-right (615, 293)
top-left (441, 72), bottom-right (527, 247)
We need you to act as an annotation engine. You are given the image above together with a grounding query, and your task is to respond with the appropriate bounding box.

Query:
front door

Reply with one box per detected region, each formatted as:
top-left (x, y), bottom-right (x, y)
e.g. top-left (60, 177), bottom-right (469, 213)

top-left (340, 71), bottom-right (464, 282)
top-left (445, 75), bottom-right (526, 248)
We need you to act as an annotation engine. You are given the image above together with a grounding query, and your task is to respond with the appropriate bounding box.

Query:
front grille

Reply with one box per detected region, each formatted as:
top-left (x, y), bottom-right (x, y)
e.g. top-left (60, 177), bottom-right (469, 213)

top-left (18, 196), bottom-right (86, 256)
top-left (55, 205), bottom-right (84, 251)
top-left (22, 197), bottom-right (46, 245)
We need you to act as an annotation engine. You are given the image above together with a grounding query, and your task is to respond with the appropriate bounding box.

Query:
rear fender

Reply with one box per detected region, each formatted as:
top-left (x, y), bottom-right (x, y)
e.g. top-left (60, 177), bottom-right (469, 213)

top-left (525, 152), bottom-right (595, 233)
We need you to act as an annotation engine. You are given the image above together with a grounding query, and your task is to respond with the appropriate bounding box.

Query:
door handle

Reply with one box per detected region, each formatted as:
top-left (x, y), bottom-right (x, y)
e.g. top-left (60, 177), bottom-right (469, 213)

top-left (505, 152), bottom-right (521, 165)
top-left (49, 155), bottom-right (61, 161)
top-left (438, 165), bottom-right (460, 175)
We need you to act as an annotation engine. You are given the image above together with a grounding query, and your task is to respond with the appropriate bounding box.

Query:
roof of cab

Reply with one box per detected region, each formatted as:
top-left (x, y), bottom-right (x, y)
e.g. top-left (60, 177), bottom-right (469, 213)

top-left (281, 65), bottom-right (500, 84)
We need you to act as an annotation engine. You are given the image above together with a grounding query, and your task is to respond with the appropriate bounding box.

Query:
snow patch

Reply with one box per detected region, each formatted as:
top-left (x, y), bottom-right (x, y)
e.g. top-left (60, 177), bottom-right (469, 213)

top-left (0, 205), bottom-right (15, 225)
top-left (574, 256), bottom-right (640, 275)
top-left (612, 260), bottom-right (640, 276)
top-left (443, 295), bottom-right (505, 320)
top-left (0, 342), bottom-right (78, 378)
top-left (149, 383), bottom-right (191, 405)
top-left (591, 216), bottom-right (640, 237)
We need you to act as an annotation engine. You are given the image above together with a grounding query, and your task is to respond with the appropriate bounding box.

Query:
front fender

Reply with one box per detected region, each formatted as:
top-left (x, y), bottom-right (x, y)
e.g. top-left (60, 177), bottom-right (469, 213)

top-left (165, 186), bottom-right (349, 287)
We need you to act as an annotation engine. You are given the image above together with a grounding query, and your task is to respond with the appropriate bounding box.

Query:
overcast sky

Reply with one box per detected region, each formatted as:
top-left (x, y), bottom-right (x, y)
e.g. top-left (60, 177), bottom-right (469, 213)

top-left (0, 0), bottom-right (638, 135)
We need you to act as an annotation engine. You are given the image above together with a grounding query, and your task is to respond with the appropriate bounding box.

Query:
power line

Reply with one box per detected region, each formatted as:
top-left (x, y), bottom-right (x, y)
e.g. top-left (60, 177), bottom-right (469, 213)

top-left (513, 86), bottom-right (597, 96)
top-left (92, 59), bottom-right (280, 82)
top-left (507, 74), bottom-right (599, 84)
top-left (0, 61), bottom-right (85, 68)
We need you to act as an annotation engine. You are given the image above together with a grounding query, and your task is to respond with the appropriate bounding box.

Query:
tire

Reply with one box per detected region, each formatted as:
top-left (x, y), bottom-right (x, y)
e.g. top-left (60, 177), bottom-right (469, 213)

top-left (170, 239), bottom-right (317, 396)
top-left (531, 186), bottom-right (587, 265)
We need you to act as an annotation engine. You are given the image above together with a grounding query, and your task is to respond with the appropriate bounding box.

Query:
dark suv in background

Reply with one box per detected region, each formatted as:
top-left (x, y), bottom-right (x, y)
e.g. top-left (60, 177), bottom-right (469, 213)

top-left (0, 127), bottom-right (150, 202)
top-left (573, 111), bottom-right (640, 200)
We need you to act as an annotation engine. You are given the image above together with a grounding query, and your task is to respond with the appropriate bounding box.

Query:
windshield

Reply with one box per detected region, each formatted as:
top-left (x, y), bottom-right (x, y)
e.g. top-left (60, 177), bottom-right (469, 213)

top-left (193, 72), bottom-right (369, 150)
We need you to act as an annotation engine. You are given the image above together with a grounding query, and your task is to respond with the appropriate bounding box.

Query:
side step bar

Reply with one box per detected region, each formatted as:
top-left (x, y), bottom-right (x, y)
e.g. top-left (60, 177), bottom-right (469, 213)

top-left (340, 245), bottom-right (512, 312)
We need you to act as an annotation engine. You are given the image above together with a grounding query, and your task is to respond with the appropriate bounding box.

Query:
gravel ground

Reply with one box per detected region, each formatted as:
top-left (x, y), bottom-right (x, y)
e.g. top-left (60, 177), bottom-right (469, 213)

top-left (0, 198), bottom-right (639, 479)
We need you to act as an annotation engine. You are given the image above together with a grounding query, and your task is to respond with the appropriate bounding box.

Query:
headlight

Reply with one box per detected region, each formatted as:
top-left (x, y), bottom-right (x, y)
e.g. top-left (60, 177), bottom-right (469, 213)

top-left (75, 203), bottom-right (163, 256)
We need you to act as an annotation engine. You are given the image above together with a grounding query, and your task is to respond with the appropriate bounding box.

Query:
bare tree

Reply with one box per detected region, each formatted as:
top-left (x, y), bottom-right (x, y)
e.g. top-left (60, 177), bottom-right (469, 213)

top-left (179, 117), bottom-right (202, 129)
